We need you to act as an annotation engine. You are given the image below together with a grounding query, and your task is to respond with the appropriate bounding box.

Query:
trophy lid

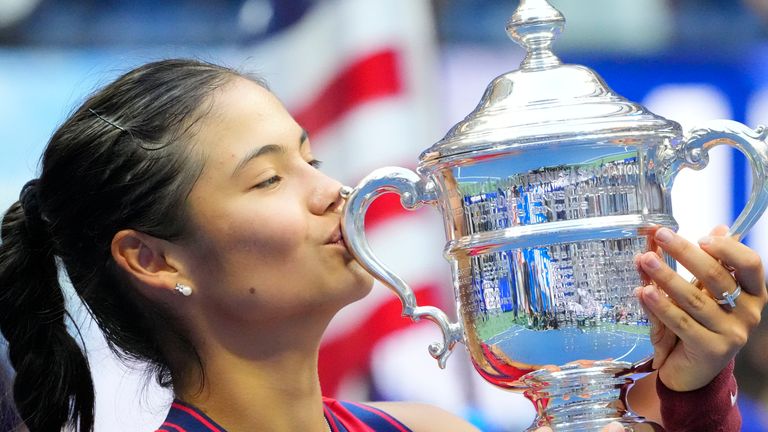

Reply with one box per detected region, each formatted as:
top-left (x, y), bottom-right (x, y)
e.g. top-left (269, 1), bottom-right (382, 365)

top-left (420, 0), bottom-right (680, 166)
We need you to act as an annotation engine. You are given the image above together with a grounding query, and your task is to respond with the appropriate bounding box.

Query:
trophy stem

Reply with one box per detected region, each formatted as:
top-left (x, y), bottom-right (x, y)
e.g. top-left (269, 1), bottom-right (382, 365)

top-left (521, 361), bottom-right (664, 432)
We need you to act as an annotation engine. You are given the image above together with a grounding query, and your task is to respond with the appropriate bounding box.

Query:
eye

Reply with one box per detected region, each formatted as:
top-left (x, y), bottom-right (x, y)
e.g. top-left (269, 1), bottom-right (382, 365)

top-left (308, 159), bottom-right (323, 169)
top-left (253, 175), bottom-right (282, 189)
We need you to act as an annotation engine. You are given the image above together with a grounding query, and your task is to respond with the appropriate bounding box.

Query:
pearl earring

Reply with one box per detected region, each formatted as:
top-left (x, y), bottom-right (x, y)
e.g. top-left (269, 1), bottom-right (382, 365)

top-left (175, 283), bottom-right (192, 297)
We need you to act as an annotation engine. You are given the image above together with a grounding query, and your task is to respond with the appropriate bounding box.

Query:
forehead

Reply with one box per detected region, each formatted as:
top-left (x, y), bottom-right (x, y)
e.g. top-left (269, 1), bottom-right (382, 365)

top-left (193, 77), bottom-right (299, 167)
top-left (209, 77), bottom-right (293, 136)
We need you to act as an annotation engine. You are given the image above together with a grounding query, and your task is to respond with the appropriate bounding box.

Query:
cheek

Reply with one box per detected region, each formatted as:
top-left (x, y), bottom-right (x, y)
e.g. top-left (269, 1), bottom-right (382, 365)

top-left (185, 204), bottom-right (308, 281)
top-left (225, 212), bottom-right (307, 264)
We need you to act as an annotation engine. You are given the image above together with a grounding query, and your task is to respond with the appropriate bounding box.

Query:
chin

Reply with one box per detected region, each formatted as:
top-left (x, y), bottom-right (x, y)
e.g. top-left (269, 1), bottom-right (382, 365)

top-left (341, 261), bottom-right (375, 301)
top-left (353, 260), bottom-right (375, 286)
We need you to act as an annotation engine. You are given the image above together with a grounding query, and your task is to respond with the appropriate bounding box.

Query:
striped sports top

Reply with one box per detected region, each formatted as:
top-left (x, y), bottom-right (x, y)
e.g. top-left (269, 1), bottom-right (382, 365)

top-left (155, 397), bottom-right (414, 432)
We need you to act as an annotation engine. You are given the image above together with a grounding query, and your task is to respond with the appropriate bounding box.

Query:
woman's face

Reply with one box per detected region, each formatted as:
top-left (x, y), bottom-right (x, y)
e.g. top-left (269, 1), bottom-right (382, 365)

top-left (177, 77), bottom-right (373, 325)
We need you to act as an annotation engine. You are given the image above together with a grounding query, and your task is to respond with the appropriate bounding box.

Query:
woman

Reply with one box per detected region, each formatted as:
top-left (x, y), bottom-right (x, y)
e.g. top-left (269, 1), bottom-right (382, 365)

top-left (0, 59), bottom-right (764, 432)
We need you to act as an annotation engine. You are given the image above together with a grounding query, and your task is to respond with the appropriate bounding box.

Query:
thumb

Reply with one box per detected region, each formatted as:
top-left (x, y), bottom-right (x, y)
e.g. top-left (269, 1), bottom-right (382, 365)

top-left (602, 422), bottom-right (626, 432)
top-left (709, 224), bottom-right (730, 238)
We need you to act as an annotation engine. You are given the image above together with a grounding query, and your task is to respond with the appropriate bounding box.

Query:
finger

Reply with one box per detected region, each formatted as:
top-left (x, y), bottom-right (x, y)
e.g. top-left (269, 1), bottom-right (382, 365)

top-left (709, 224), bottom-right (729, 237)
top-left (635, 286), bottom-right (676, 369)
top-left (634, 255), bottom-right (651, 285)
top-left (638, 251), bottom-right (725, 332)
top-left (602, 422), bottom-right (625, 432)
top-left (636, 281), bottom-right (718, 348)
top-left (698, 235), bottom-right (767, 300)
top-left (653, 227), bottom-right (736, 301)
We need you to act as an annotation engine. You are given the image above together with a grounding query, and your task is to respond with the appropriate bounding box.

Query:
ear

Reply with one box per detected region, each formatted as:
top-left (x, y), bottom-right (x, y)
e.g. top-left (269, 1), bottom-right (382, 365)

top-left (111, 229), bottom-right (183, 295)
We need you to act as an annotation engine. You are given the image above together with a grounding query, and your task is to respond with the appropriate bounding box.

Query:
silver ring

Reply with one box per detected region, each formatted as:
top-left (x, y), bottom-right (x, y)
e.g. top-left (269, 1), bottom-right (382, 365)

top-left (716, 285), bottom-right (742, 309)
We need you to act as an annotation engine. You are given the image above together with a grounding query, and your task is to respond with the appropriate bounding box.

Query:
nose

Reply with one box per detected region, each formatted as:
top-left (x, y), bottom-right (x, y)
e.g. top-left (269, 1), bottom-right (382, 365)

top-left (308, 170), bottom-right (345, 215)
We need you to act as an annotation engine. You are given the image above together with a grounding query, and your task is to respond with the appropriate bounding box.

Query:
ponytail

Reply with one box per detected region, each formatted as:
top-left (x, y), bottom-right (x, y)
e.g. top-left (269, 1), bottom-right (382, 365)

top-left (0, 59), bottom-right (253, 430)
top-left (0, 181), bottom-right (94, 432)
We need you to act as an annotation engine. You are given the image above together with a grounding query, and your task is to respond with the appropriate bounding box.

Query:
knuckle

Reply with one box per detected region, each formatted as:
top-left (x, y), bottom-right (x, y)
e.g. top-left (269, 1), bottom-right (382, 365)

top-left (673, 240), bottom-right (694, 258)
top-left (708, 341), bottom-right (732, 359)
top-left (744, 308), bottom-right (762, 330)
top-left (684, 290), bottom-right (709, 313)
top-left (743, 252), bottom-right (764, 273)
top-left (673, 313), bottom-right (692, 333)
top-left (730, 328), bottom-right (749, 350)
top-left (703, 265), bottom-right (729, 285)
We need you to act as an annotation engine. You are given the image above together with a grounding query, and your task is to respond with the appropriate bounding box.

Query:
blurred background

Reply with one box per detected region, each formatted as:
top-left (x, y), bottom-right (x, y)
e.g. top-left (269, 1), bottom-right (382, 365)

top-left (1, 0), bottom-right (768, 430)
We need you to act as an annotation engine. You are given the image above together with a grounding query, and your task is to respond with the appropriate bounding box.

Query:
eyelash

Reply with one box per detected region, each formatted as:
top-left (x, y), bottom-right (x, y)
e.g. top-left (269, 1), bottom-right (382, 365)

top-left (253, 159), bottom-right (323, 189)
top-left (253, 176), bottom-right (282, 189)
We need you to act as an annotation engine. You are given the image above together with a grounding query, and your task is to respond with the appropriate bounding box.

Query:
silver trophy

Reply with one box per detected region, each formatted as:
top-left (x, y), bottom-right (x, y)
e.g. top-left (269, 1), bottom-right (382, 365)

top-left (340, 1), bottom-right (768, 430)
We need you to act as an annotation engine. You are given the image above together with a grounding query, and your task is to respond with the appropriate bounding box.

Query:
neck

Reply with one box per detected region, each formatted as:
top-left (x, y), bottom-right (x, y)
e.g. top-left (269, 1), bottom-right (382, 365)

top-left (174, 310), bottom-right (334, 432)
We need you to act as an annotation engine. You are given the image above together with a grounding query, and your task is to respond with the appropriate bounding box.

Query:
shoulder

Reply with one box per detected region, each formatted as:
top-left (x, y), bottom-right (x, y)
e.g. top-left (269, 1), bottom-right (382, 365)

top-left (364, 401), bottom-right (480, 432)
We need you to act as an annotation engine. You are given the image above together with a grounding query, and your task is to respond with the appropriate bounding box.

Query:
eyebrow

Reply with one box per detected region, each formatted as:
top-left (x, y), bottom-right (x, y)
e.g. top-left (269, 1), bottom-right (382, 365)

top-left (232, 129), bottom-right (310, 177)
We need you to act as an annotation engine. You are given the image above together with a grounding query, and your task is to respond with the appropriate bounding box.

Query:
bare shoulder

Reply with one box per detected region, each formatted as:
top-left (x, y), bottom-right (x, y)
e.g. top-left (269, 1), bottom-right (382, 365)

top-left (365, 401), bottom-right (480, 432)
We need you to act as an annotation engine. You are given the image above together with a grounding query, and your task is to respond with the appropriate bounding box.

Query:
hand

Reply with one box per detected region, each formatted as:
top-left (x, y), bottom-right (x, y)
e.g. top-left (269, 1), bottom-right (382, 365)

top-left (534, 421), bottom-right (625, 431)
top-left (635, 225), bottom-right (767, 391)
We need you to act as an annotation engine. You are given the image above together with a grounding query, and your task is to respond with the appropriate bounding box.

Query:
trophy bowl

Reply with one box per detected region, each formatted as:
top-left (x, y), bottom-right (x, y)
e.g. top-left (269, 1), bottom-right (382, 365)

top-left (341, 1), bottom-right (768, 430)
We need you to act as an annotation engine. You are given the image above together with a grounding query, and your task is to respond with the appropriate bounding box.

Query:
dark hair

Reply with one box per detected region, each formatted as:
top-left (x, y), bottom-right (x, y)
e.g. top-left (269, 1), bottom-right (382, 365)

top-left (0, 59), bottom-right (254, 431)
top-left (0, 355), bottom-right (22, 432)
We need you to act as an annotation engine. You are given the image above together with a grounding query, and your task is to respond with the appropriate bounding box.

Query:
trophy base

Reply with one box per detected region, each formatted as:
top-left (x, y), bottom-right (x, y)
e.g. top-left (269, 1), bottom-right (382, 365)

top-left (524, 417), bottom-right (664, 432)
top-left (521, 361), bottom-right (663, 432)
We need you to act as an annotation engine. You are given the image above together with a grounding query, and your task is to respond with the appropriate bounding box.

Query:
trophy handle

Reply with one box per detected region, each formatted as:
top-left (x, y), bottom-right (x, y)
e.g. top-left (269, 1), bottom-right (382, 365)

top-left (340, 166), bottom-right (464, 368)
top-left (661, 120), bottom-right (768, 238)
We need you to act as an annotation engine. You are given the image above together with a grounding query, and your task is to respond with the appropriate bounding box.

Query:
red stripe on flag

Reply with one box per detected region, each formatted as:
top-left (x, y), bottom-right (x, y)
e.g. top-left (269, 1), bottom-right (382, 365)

top-left (364, 192), bottom-right (411, 229)
top-left (364, 187), bottom-right (443, 231)
top-left (318, 284), bottom-right (442, 396)
top-left (293, 49), bottom-right (403, 136)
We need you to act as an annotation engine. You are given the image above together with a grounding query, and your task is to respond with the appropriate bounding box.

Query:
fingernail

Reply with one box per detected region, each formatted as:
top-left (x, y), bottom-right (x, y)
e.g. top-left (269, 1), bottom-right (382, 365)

top-left (715, 223), bottom-right (729, 233)
top-left (698, 235), bottom-right (713, 246)
top-left (655, 227), bottom-right (674, 243)
top-left (643, 284), bottom-right (659, 302)
top-left (643, 254), bottom-right (661, 270)
top-left (633, 286), bottom-right (643, 297)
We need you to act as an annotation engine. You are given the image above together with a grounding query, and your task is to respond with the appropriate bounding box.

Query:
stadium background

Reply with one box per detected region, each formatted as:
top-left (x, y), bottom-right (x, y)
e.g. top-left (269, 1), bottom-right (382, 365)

top-left (1, 1), bottom-right (768, 430)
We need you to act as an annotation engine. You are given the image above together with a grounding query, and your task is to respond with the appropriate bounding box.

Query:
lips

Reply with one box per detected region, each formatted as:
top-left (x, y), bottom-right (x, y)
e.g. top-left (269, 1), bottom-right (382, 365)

top-left (326, 227), bottom-right (344, 245)
top-left (326, 226), bottom-right (354, 259)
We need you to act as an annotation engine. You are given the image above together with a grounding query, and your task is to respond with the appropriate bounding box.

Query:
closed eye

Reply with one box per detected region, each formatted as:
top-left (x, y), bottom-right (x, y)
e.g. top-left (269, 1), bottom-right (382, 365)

top-left (253, 175), bottom-right (282, 189)
top-left (309, 159), bottom-right (323, 169)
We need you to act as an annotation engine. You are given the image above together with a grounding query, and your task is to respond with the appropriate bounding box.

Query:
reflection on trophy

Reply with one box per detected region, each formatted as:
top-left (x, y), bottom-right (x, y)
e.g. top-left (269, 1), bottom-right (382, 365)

top-left (341, 0), bottom-right (768, 430)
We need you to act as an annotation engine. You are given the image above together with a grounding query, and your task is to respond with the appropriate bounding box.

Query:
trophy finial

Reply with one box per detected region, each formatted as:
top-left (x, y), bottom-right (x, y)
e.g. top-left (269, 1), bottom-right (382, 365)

top-left (339, 185), bottom-right (354, 199)
top-left (506, 0), bottom-right (565, 70)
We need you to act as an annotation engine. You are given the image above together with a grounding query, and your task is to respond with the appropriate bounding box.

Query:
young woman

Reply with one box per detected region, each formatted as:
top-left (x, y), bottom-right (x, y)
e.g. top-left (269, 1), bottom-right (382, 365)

top-left (0, 59), bottom-right (764, 432)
